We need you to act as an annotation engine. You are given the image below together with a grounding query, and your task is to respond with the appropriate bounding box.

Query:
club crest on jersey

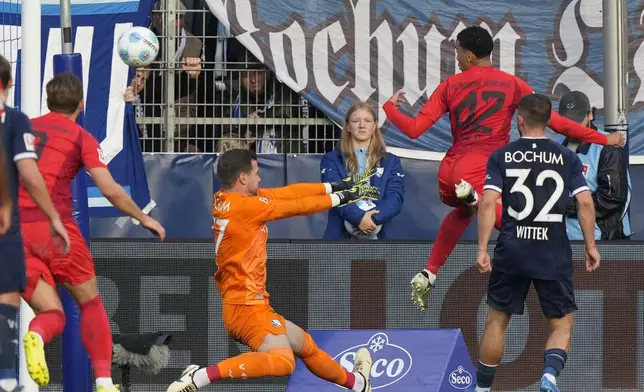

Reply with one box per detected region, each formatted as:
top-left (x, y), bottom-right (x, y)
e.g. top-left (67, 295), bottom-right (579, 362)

top-left (23, 133), bottom-right (35, 151)
top-left (270, 319), bottom-right (282, 328)
top-left (376, 167), bottom-right (384, 177)
top-left (582, 164), bottom-right (589, 177)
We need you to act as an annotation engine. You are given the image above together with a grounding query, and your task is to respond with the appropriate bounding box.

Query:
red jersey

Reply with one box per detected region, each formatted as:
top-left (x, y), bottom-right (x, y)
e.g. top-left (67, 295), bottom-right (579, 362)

top-left (18, 112), bottom-right (106, 222)
top-left (383, 65), bottom-right (608, 156)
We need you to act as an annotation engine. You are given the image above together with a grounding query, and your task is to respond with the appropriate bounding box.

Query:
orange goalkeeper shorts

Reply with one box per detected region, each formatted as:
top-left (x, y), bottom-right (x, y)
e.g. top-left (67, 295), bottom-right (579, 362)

top-left (222, 303), bottom-right (287, 351)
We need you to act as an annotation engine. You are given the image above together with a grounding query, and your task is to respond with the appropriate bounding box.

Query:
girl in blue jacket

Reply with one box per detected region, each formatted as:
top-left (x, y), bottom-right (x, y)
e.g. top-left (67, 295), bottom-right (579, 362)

top-left (321, 102), bottom-right (405, 239)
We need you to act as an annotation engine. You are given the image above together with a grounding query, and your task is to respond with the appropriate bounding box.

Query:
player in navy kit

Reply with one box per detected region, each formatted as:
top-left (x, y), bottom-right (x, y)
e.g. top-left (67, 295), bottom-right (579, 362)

top-left (474, 94), bottom-right (600, 392)
top-left (0, 56), bottom-right (70, 392)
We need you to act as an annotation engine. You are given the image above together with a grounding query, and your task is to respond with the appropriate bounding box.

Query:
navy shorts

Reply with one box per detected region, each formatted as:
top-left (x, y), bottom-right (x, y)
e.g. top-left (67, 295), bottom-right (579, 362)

top-left (486, 268), bottom-right (577, 318)
top-left (0, 231), bottom-right (26, 294)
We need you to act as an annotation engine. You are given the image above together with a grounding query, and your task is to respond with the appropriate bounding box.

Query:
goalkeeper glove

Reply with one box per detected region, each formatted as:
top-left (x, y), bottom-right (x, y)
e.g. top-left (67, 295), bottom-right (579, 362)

top-left (335, 183), bottom-right (380, 206)
top-left (329, 168), bottom-right (377, 192)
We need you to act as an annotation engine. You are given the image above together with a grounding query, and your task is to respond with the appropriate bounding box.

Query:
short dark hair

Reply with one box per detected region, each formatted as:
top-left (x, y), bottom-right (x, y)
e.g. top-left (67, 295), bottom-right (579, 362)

top-left (456, 26), bottom-right (494, 58)
top-left (217, 149), bottom-right (257, 188)
top-left (46, 73), bottom-right (84, 114)
top-left (518, 94), bottom-right (552, 129)
top-left (0, 56), bottom-right (11, 90)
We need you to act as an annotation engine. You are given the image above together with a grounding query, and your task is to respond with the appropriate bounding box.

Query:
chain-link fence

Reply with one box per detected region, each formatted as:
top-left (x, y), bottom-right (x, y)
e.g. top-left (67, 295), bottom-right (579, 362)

top-left (131, 0), bottom-right (339, 154)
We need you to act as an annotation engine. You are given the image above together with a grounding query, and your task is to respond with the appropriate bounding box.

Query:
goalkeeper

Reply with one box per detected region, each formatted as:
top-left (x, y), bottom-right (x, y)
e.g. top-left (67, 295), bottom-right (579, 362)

top-left (321, 102), bottom-right (405, 239)
top-left (168, 148), bottom-right (378, 392)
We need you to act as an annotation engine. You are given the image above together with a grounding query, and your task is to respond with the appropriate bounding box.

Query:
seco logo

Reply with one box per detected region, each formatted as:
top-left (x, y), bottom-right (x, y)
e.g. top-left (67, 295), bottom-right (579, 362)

top-left (334, 332), bottom-right (412, 390)
top-left (448, 366), bottom-right (473, 390)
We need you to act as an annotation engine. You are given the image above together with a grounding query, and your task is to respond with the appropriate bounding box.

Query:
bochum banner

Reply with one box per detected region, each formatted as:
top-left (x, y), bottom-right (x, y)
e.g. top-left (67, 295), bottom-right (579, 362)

top-left (204, 0), bottom-right (644, 153)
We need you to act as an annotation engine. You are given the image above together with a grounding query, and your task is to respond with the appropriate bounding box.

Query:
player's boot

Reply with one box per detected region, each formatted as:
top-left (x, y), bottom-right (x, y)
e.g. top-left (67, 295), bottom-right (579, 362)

top-left (410, 270), bottom-right (434, 311)
top-left (23, 331), bottom-right (50, 387)
top-left (455, 179), bottom-right (478, 206)
top-left (167, 364), bottom-right (200, 392)
top-left (539, 375), bottom-right (560, 392)
top-left (97, 386), bottom-right (120, 392)
top-left (353, 348), bottom-right (373, 392)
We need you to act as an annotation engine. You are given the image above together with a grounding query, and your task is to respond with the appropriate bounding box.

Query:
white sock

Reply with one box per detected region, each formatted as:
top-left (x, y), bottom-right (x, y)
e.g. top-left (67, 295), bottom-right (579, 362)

top-left (193, 368), bottom-right (211, 388)
top-left (96, 377), bottom-right (114, 390)
top-left (543, 373), bottom-right (557, 384)
top-left (351, 372), bottom-right (365, 392)
top-left (475, 387), bottom-right (490, 392)
top-left (0, 379), bottom-right (17, 391)
top-left (424, 269), bottom-right (437, 285)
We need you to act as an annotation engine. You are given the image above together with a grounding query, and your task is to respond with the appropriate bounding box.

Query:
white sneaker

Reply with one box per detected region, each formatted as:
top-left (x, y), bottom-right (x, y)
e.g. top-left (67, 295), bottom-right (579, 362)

top-left (455, 179), bottom-right (478, 206)
top-left (167, 365), bottom-right (200, 392)
top-left (410, 271), bottom-right (433, 311)
top-left (354, 348), bottom-right (372, 392)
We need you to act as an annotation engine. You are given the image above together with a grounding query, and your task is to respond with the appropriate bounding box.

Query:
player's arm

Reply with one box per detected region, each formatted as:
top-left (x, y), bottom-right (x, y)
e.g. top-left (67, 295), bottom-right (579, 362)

top-left (81, 131), bottom-right (165, 239)
top-left (259, 183), bottom-right (328, 200)
top-left (478, 153), bottom-right (504, 252)
top-left (382, 82), bottom-right (449, 139)
top-left (12, 114), bottom-right (60, 222)
top-left (513, 77), bottom-right (611, 146)
top-left (0, 139), bottom-right (10, 207)
top-left (241, 194), bottom-right (336, 223)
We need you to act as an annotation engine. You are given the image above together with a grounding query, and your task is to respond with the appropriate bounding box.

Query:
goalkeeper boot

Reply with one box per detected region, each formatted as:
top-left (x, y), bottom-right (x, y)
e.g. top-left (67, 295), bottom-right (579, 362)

top-left (23, 331), bottom-right (49, 387)
top-left (410, 270), bottom-right (434, 311)
top-left (455, 179), bottom-right (478, 206)
top-left (539, 375), bottom-right (560, 392)
top-left (167, 364), bottom-right (199, 392)
top-left (353, 348), bottom-right (373, 392)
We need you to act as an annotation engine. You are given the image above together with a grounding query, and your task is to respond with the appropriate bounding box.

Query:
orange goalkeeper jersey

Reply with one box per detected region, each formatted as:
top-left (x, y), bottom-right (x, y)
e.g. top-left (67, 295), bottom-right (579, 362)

top-left (212, 183), bottom-right (332, 305)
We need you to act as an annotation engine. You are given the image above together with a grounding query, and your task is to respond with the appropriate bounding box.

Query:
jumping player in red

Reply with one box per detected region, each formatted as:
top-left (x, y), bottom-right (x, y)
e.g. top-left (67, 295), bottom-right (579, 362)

top-left (18, 73), bottom-right (166, 392)
top-left (382, 26), bottom-right (625, 311)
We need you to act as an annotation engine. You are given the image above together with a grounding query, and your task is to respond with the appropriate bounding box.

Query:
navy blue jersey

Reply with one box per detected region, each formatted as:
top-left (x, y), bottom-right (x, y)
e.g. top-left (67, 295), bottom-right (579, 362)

top-left (1, 106), bottom-right (38, 228)
top-left (484, 137), bottom-right (589, 280)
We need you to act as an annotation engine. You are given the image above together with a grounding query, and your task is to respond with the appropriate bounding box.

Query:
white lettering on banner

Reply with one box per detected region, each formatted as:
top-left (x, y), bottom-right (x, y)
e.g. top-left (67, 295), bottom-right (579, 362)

top-left (548, 0), bottom-right (644, 109)
top-left (312, 22), bottom-right (348, 104)
top-left (205, 0), bottom-right (523, 126)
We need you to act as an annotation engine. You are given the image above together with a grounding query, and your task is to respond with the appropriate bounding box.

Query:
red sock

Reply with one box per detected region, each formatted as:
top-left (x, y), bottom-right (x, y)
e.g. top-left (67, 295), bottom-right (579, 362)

top-left (494, 203), bottom-right (503, 231)
top-left (79, 296), bottom-right (113, 378)
top-left (425, 208), bottom-right (473, 275)
top-left (29, 310), bottom-right (65, 344)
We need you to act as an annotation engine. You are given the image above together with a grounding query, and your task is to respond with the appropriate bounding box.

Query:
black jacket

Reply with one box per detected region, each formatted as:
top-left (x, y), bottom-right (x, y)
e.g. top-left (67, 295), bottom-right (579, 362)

top-left (564, 137), bottom-right (630, 240)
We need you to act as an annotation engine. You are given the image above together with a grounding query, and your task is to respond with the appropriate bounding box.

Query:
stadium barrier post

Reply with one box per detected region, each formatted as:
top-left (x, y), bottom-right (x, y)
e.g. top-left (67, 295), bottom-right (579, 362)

top-left (56, 0), bottom-right (94, 390)
top-left (18, 1), bottom-right (41, 391)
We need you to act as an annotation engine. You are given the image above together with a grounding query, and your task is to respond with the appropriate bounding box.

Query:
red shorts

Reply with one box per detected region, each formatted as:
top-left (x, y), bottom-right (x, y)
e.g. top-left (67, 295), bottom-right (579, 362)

top-left (22, 220), bottom-right (95, 302)
top-left (437, 152), bottom-right (490, 207)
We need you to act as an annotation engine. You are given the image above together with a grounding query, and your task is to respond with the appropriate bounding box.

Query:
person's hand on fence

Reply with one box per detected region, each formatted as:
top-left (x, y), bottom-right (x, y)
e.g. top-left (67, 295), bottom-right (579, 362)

top-left (123, 86), bottom-right (137, 103)
top-left (181, 57), bottom-right (202, 79)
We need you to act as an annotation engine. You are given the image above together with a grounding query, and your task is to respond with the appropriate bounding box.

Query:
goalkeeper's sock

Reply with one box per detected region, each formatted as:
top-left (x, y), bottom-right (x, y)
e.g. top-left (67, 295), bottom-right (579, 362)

top-left (425, 208), bottom-right (473, 275)
top-left (297, 332), bottom-right (358, 389)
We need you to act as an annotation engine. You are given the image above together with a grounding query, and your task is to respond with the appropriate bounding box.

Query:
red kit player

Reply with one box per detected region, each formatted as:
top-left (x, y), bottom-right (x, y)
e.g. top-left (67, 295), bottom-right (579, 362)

top-left (18, 73), bottom-right (165, 392)
top-left (382, 26), bottom-right (625, 311)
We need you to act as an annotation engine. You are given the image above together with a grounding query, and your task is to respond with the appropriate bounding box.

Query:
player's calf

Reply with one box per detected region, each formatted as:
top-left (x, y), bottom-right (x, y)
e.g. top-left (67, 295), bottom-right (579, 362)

top-left (540, 314), bottom-right (573, 392)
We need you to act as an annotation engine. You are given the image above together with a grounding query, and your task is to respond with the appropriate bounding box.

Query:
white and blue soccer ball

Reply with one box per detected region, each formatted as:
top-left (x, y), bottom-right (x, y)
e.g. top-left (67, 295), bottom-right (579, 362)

top-left (117, 26), bottom-right (160, 68)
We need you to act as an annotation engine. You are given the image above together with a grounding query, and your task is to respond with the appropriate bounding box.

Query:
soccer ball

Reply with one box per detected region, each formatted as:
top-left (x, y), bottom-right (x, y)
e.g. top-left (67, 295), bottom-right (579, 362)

top-left (344, 220), bottom-right (382, 240)
top-left (117, 26), bottom-right (160, 68)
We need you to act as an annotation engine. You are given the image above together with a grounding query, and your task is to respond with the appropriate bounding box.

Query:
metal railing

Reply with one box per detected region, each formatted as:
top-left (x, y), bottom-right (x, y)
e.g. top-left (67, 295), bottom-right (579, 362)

top-left (130, 0), bottom-right (338, 154)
